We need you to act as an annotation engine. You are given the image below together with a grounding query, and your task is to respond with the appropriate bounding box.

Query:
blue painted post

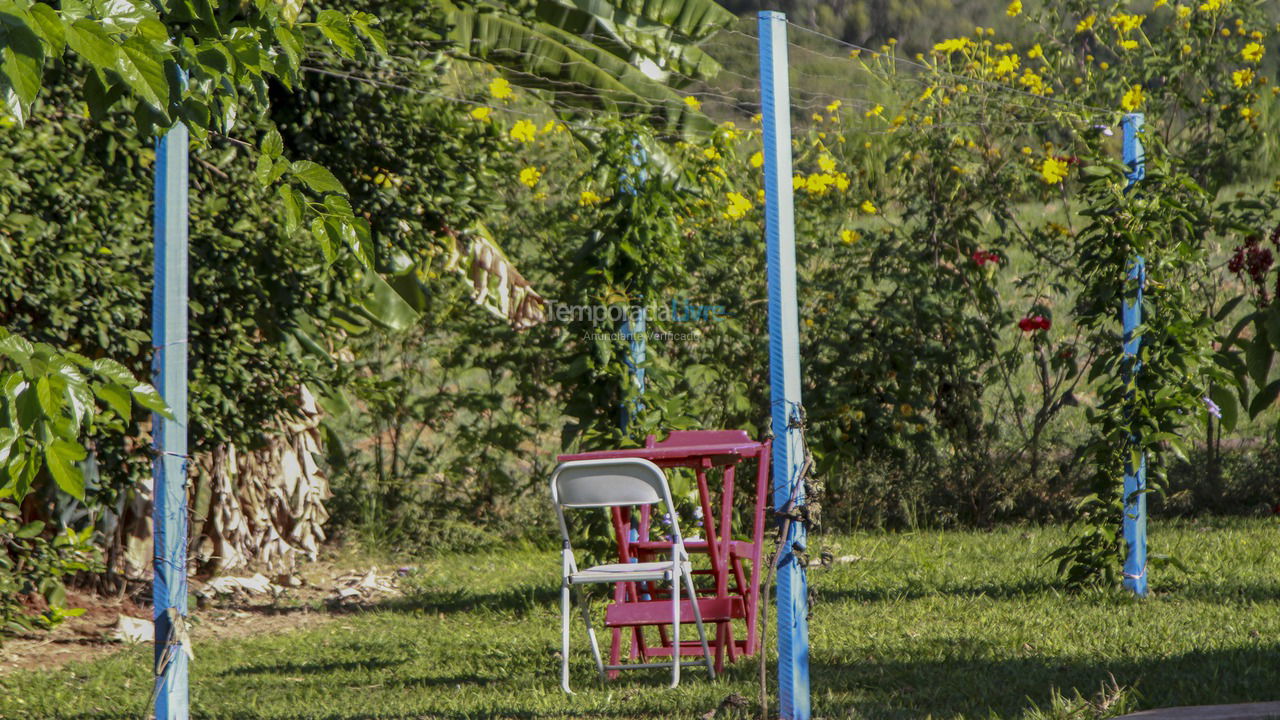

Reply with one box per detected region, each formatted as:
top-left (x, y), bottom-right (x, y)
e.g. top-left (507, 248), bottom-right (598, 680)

top-left (1121, 113), bottom-right (1148, 597)
top-left (153, 122), bottom-right (191, 719)
top-left (759, 11), bottom-right (810, 719)
top-left (619, 141), bottom-right (648, 432)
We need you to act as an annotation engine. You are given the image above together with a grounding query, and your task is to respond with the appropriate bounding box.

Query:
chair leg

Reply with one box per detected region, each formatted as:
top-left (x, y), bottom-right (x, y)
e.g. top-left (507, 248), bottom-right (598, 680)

top-left (683, 571), bottom-right (716, 680)
top-left (579, 590), bottom-right (606, 682)
top-left (561, 580), bottom-right (573, 694)
top-left (670, 566), bottom-right (681, 688)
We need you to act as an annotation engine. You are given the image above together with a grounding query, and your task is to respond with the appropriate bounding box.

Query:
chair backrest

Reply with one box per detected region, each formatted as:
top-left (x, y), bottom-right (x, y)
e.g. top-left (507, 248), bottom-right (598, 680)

top-left (551, 458), bottom-right (670, 509)
top-left (551, 458), bottom-right (682, 549)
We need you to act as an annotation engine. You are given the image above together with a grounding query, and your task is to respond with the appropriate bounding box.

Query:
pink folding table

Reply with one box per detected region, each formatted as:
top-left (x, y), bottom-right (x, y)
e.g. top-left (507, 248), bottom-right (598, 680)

top-left (557, 429), bottom-right (771, 673)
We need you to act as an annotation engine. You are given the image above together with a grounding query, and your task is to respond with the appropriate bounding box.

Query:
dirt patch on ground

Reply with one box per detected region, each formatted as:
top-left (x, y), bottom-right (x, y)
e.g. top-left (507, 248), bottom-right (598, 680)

top-left (0, 557), bottom-right (408, 675)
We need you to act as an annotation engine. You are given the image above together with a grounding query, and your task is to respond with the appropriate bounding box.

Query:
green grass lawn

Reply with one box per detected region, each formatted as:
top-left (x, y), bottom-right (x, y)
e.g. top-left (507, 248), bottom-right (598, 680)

top-left (4, 519), bottom-right (1280, 719)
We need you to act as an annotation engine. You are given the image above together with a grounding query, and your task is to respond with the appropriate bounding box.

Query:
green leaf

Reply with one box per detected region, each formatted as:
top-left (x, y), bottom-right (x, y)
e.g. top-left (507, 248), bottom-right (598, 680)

top-left (1249, 380), bottom-right (1280, 419)
top-left (1209, 384), bottom-right (1238, 433)
top-left (0, 8), bottom-right (45, 114)
top-left (45, 439), bottom-right (87, 500)
top-left (65, 19), bottom-right (119, 74)
top-left (278, 184), bottom-right (303, 236)
top-left (261, 127), bottom-right (284, 159)
top-left (26, 3), bottom-right (65, 55)
top-left (350, 11), bottom-right (387, 55)
top-left (94, 381), bottom-right (132, 419)
top-left (35, 375), bottom-right (59, 417)
top-left (291, 160), bottom-right (345, 195)
top-left (311, 216), bottom-right (338, 264)
top-left (277, 0), bottom-right (305, 25)
top-left (131, 383), bottom-right (172, 418)
top-left (358, 272), bottom-right (419, 332)
top-left (1245, 333), bottom-right (1273, 387)
top-left (316, 9), bottom-right (361, 58)
top-left (1266, 309), bottom-right (1280, 351)
top-left (116, 35), bottom-right (171, 111)
top-left (15, 520), bottom-right (44, 539)
top-left (92, 357), bottom-right (136, 386)
top-left (1213, 295), bottom-right (1244, 323)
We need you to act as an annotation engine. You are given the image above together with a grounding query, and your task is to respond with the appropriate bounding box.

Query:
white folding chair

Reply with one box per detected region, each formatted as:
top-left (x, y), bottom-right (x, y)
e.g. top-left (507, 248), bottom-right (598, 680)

top-left (551, 458), bottom-right (716, 693)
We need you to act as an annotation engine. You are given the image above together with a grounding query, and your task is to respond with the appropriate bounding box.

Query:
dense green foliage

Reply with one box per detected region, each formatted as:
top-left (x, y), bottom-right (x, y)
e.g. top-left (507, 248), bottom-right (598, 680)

top-left (5, 0), bottom-right (1280, 638)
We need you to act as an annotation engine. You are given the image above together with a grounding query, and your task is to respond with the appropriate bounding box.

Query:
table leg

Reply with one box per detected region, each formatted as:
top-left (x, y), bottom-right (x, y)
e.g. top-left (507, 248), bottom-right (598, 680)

top-left (746, 444), bottom-right (770, 655)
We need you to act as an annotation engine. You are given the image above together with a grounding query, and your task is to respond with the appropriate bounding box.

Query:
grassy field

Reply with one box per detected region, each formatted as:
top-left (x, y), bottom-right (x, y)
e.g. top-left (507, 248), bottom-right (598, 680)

top-left (3, 519), bottom-right (1279, 719)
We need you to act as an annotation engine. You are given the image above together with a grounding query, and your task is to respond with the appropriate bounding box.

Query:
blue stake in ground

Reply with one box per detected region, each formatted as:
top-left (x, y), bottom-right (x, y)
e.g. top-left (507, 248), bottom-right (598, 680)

top-left (1121, 113), bottom-right (1148, 597)
top-left (759, 11), bottom-right (811, 719)
top-left (153, 122), bottom-right (191, 719)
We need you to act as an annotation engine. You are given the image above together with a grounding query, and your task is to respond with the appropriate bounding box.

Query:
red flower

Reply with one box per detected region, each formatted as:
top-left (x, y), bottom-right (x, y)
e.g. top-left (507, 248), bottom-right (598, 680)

top-left (1019, 315), bottom-right (1051, 332)
top-left (972, 250), bottom-right (1001, 268)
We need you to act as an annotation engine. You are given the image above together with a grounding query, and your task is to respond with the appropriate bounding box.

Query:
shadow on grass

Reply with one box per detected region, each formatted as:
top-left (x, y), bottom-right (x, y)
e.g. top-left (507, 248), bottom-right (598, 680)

top-left (813, 576), bottom-right (1063, 603)
top-left (811, 643), bottom-right (1280, 720)
top-left (58, 644), bottom-right (1280, 720)
top-left (373, 582), bottom-right (561, 616)
top-left (219, 657), bottom-right (405, 676)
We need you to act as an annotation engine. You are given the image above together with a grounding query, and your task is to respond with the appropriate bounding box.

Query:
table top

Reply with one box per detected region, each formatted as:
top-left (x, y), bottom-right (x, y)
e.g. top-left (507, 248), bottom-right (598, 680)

top-left (557, 440), bottom-right (765, 465)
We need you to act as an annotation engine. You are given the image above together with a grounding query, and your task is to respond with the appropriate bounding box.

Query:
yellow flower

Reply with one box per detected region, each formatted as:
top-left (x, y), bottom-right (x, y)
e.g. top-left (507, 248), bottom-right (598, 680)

top-left (703, 146), bottom-right (721, 161)
top-left (1120, 39), bottom-right (1139, 50)
top-left (488, 77), bottom-right (514, 101)
top-left (1242, 42), bottom-right (1265, 63)
top-left (840, 229), bottom-right (862, 244)
top-left (1198, 0), bottom-right (1222, 11)
top-left (751, 113), bottom-right (763, 124)
top-left (1075, 14), bottom-right (1096, 32)
top-left (1006, 0), bottom-right (1022, 17)
top-left (934, 37), bottom-right (973, 53)
top-left (509, 120), bottom-right (537, 143)
top-left (994, 54), bottom-right (1020, 76)
top-left (1040, 156), bottom-right (1069, 184)
top-left (826, 100), bottom-right (842, 113)
top-left (1233, 68), bottom-right (1256, 88)
top-left (811, 113), bottom-right (824, 123)
top-left (793, 174), bottom-right (808, 191)
top-left (579, 190), bottom-right (604, 206)
top-left (469, 106), bottom-right (492, 121)
top-left (1182, 43), bottom-right (1193, 54)
top-left (1028, 43), bottom-right (1044, 59)
top-left (750, 151), bottom-right (764, 168)
top-left (519, 167), bottom-right (541, 188)
top-left (684, 95), bottom-right (702, 110)
top-left (1154, 0), bottom-right (1168, 7)
top-left (1109, 13), bottom-right (1144, 34)
top-left (722, 192), bottom-right (753, 221)
top-left (804, 173), bottom-right (836, 195)
top-left (818, 154), bottom-right (836, 173)
top-left (1176, 5), bottom-right (1191, 18)
top-left (1121, 84), bottom-right (1144, 111)
top-left (835, 172), bottom-right (850, 191)
top-left (860, 200), bottom-right (878, 214)
top-left (541, 120), bottom-right (556, 134)
top-left (1241, 107), bottom-right (1256, 119)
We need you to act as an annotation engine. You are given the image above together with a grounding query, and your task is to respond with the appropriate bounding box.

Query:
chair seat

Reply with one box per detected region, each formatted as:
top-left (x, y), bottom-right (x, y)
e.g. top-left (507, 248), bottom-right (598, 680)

top-left (569, 561), bottom-right (684, 585)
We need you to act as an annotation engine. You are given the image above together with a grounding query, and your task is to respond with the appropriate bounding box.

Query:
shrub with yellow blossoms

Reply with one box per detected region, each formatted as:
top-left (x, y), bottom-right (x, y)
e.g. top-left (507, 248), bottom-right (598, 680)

top-left (509, 120), bottom-right (537, 143)
top-left (722, 192), bottom-right (752, 221)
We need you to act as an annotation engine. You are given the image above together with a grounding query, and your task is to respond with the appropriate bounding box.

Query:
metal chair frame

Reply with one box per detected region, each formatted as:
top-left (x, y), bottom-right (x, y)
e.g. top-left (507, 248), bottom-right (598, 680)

top-left (551, 458), bottom-right (716, 693)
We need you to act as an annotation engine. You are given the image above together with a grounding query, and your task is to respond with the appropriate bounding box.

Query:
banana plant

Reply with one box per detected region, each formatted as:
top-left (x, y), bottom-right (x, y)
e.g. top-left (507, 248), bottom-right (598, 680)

top-left (438, 0), bottom-right (734, 137)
